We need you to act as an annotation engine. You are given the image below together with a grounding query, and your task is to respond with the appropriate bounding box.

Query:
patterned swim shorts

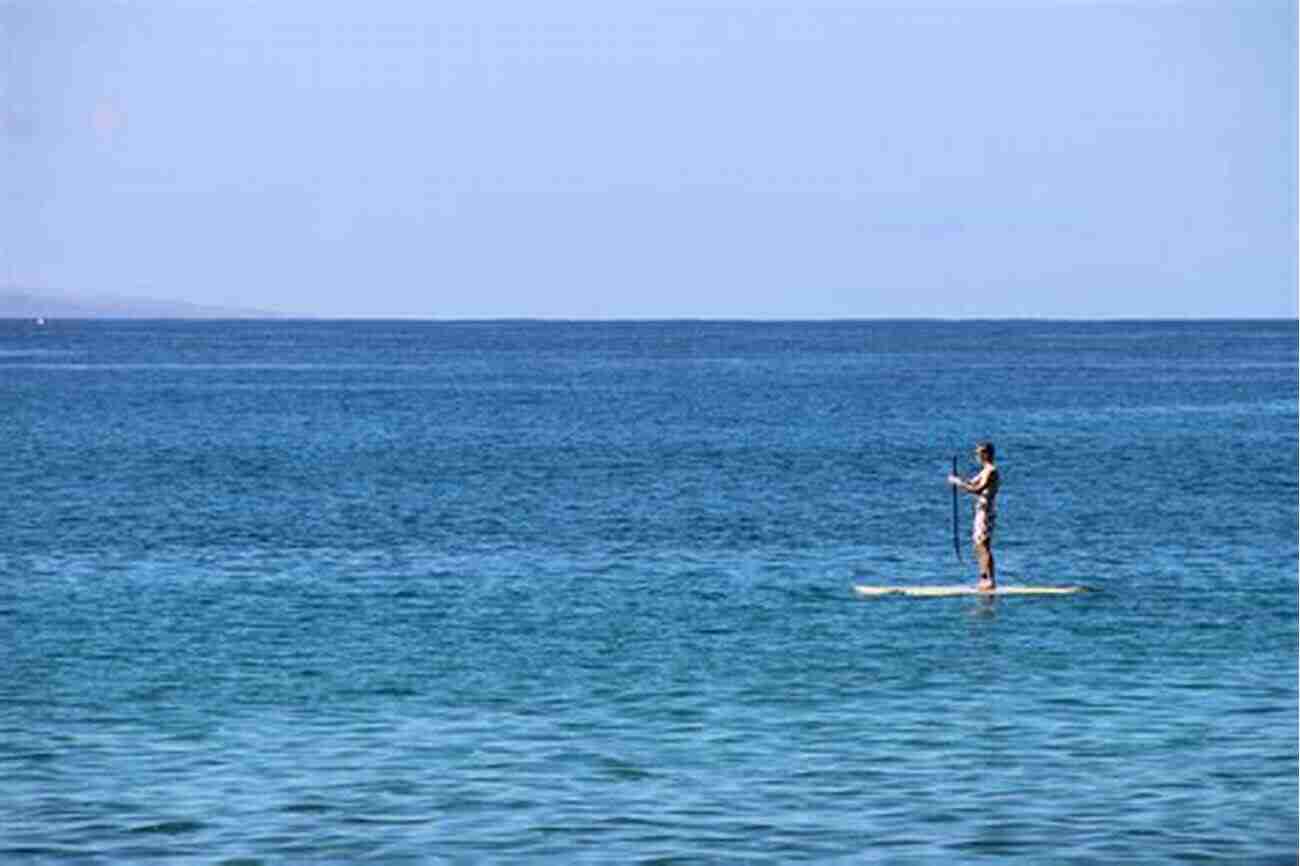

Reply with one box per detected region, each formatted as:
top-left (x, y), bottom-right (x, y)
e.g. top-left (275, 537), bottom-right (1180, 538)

top-left (973, 506), bottom-right (996, 545)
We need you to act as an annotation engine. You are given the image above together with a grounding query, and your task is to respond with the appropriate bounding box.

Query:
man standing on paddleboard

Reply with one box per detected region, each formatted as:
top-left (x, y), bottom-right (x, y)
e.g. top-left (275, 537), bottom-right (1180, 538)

top-left (948, 441), bottom-right (1000, 591)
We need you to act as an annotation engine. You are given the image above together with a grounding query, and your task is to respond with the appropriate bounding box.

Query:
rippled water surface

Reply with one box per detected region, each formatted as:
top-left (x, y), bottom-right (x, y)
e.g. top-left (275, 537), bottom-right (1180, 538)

top-left (2, 319), bottom-right (1296, 863)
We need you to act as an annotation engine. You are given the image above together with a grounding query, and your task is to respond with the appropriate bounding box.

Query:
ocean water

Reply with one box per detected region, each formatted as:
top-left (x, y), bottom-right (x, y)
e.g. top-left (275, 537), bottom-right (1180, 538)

top-left (1, 318), bottom-right (1295, 864)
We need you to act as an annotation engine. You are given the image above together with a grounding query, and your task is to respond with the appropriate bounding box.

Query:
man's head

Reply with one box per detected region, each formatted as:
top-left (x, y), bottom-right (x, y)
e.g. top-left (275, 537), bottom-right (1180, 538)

top-left (975, 441), bottom-right (995, 463)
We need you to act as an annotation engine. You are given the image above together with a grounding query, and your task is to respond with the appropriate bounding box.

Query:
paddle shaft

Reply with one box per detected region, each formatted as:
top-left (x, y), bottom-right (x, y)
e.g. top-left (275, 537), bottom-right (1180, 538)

top-left (951, 455), bottom-right (961, 561)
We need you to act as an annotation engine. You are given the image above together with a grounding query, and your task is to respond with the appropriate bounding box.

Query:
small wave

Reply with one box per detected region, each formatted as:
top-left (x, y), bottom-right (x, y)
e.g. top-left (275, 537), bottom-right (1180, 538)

top-left (0, 349), bottom-right (83, 359)
top-left (128, 818), bottom-right (207, 836)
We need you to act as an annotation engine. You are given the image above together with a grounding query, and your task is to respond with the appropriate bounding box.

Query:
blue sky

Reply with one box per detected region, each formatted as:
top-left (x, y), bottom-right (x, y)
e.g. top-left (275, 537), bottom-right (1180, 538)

top-left (7, 1), bottom-right (1297, 318)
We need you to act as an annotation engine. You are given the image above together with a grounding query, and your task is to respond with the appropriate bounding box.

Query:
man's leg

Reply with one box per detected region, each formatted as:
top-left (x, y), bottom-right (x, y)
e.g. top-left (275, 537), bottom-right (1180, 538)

top-left (976, 541), bottom-right (996, 589)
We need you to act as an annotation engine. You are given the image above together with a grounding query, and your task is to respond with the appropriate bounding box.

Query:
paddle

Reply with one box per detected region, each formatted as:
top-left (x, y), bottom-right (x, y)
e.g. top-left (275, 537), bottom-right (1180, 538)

top-left (951, 454), bottom-right (961, 561)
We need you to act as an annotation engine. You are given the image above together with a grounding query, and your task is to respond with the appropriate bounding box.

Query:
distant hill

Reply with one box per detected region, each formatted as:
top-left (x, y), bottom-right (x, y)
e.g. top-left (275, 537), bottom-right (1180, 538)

top-left (0, 289), bottom-right (290, 319)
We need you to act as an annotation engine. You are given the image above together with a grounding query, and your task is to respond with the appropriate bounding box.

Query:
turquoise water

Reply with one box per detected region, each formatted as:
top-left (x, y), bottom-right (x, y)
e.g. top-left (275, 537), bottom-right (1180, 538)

top-left (2, 319), bottom-right (1296, 863)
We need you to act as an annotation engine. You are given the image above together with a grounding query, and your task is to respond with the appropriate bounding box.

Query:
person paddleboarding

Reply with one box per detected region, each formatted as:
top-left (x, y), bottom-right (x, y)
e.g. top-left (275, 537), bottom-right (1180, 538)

top-left (948, 441), bottom-right (1000, 591)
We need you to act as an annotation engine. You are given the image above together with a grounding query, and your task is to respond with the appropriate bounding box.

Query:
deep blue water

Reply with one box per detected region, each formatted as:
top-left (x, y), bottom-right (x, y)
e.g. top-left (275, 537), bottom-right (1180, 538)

top-left (1, 319), bottom-right (1296, 864)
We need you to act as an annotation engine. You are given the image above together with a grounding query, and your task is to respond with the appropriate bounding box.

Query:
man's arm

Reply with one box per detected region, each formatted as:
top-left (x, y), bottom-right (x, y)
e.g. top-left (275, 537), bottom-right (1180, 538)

top-left (949, 466), bottom-right (994, 495)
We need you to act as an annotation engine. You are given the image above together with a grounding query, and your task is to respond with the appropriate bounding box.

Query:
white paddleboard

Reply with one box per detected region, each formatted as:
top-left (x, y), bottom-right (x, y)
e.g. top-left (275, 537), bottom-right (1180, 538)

top-left (854, 584), bottom-right (1092, 598)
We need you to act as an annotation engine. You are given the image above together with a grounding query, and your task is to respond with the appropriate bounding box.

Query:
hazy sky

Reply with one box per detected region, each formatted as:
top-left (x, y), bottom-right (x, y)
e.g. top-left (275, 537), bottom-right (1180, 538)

top-left (6, 0), bottom-right (1297, 318)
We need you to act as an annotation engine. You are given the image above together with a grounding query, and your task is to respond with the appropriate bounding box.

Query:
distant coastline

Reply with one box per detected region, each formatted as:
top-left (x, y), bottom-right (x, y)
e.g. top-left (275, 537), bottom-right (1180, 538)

top-left (4, 290), bottom-right (1294, 321)
top-left (0, 289), bottom-right (290, 320)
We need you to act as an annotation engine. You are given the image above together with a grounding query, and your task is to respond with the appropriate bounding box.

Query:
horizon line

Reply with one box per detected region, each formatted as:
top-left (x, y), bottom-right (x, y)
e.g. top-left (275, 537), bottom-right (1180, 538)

top-left (6, 314), bottom-right (1296, 323)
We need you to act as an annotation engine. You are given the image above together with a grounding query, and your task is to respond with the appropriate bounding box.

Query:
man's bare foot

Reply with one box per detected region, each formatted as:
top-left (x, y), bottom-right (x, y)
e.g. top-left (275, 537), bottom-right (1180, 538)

top-left (977, 579), bottom-right (997, 593)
